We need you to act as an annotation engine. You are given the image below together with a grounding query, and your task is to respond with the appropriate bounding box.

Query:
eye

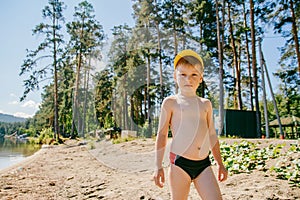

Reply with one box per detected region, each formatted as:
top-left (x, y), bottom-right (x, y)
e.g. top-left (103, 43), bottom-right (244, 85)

top-left (181, 73), bottom-right (186, 77)
top-left (192, 73), bottom-right (198, 77)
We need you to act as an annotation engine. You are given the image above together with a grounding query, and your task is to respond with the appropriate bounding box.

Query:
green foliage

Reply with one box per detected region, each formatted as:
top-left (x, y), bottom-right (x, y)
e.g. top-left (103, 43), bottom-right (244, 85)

top-left (112, 137), bottom-right (135, 144)
top-left (67, 0), bottom-right (104, 54)
top-left (37, 128), bottom-right (55, 145)
top-left (19, 0), bottom-right (65, 101)
top-left (104, 114), bottom-right (114, 130)
top-left (58, 59), bottom-right (75, 137)
top-left (66, 0), bottom-right (104, 138)
top-left (216, 141), bottom-right (284, 174)
top-left (21, 127), bottom-right (38, 137)
top-left (0, 121), bottom-right (28, 137)
top-left (274, 69), bottom-right (300, 118)
top-left (94, 69), bottom-right (114, 128)
top-left (87, 141), bottom-right (96, 150)
top-left (259, 92), bottom-right (300, 138)
top-left (221, 141), bottom-right (267, 174)
top-left (270, 144), bottom-right (300, 187)
top-left (30, 85), bottom-right (55, 133)
top-left (20, 0), bottom-right (299, 140)
top-left (215, 140), bottom-right (300, 187)
top-left (138, 122), bottom-right (152, 138)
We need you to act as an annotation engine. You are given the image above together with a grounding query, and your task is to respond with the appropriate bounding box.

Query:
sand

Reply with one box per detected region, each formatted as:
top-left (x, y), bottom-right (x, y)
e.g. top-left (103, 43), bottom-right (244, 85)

top-left (0, 138), bottom-right (299, 200)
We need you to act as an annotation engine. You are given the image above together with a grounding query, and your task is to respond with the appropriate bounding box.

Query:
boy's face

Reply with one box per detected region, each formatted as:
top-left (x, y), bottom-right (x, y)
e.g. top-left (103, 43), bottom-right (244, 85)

top-left (174, 63), bottom-right (203, 93)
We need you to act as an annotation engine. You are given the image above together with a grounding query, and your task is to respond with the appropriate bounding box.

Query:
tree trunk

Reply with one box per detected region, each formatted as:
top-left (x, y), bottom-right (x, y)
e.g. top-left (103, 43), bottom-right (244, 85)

top-left (82, 58), bottom-right (91, 137)
top-left (289, 0), bottom-right (300, 74)
top-left (71, 16), bottom-right (85, 138)
top-left (250, 0), bottom-right (261, 137)
top-left (130, 96), bottom-right (134, 130)
top-left (155, 20), bottom-right (164, 102)
top-left (154, 0), bottom-right (164, 103)
top-left (228, 3), bottom-right (242, 110)
top-left (216, 0), bottom-right (225, 136)
top-left (52, 5), bottom-right (59, 142)
top-left (147, 51), bottom-right (151, 123)
top-left (71, 53), bottom-right (82, 138)
top-left (124, 74), bottom-right (128, 130)
top-left (172, 1), bottom-right (179, 93)
top-left (144, 86), bottom-right (147, 122)
top-left (243, 2), bottom-right (254, 111)
top-left (140, 93), bottom-right (144, 124)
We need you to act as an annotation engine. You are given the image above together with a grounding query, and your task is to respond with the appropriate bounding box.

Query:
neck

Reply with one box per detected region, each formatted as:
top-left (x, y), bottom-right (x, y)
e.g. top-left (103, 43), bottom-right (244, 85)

top-left (178, 91), bottom-right (197, 97)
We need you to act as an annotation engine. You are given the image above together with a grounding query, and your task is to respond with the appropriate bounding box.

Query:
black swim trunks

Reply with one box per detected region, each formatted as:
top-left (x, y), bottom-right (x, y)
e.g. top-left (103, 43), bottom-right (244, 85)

top-left (170, 152), bottom-right (211, 180)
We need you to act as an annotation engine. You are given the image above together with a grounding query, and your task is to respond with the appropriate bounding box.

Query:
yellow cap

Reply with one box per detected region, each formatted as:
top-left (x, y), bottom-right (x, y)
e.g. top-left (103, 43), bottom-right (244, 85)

top-left (174, 49), bottom-right (204, 69)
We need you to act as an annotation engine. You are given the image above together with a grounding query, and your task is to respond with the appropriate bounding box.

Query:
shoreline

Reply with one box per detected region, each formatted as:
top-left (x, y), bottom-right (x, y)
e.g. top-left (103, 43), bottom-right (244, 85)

top-left (0, 145), bottom-right (47, 175)
top-left (0, 138), bottom-right (299, 200)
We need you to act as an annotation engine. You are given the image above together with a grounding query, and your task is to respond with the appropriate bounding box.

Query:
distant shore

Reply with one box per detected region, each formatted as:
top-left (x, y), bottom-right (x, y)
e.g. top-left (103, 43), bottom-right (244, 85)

top-left (0, 138), bottom-right (299, 200)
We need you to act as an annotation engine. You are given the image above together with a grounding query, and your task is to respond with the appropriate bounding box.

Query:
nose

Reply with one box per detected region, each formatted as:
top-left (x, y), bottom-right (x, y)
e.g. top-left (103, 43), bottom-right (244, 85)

top-left (186, 75), bottom-right (193, 82)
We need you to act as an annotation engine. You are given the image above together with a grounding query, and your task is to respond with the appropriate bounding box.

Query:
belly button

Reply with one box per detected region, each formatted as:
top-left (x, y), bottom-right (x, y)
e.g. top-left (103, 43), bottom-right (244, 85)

top-left (198, 147), bottom-right (201, 150)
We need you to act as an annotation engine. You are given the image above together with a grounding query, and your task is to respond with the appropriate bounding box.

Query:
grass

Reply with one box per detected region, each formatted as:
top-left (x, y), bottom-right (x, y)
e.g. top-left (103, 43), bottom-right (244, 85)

top-left (112, 137), bottom-right (136, 144)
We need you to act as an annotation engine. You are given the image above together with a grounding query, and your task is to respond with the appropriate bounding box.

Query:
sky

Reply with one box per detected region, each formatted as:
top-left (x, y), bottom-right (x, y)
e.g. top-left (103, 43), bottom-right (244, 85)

top-left (0, 0), bottom-right (134, 118)
top-left (0, 0), bottom-right (285, 118)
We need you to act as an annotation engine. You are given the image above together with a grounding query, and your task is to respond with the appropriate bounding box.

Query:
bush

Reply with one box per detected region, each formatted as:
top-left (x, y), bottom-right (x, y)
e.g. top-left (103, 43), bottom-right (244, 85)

top-left (88, 141), bottom-right (96, 149)
top-left (112, 137), bottom-right (135, 144)
top-left (213, 140), bottom-right (284, 174)
top-left (38, 128), bottom-right (55, 145)
top-left (270, 144), bottom-right (300, 187)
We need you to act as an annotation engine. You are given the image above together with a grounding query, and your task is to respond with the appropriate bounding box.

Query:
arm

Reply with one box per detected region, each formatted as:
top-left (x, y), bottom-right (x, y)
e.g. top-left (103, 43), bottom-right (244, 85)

top-left (206, 100), bottom-right (227, 182)
top-left (155, 131), bottom-right (168, 170)
top-left (211, 141), bottom-right (228, 182)
top-left (153, 98), bottom-right (172, 188)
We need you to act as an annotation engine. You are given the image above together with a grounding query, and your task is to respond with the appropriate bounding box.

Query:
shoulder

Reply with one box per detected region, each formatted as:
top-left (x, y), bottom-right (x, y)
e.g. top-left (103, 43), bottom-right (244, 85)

top-left (162, 95), bottom-right (177, 105)
top-left (198, 97), bottom-right (213, 108)
top-left (161, 95), bottom-right (177, 109)
top-left (198, 97), bottom-right (210, 103)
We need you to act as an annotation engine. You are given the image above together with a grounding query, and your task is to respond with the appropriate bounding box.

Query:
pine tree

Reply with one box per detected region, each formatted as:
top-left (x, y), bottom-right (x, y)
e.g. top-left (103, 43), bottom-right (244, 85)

top-left (20, 0), bottom-right (66, 141)
top-left (66, 0), bottom-right (104, 138)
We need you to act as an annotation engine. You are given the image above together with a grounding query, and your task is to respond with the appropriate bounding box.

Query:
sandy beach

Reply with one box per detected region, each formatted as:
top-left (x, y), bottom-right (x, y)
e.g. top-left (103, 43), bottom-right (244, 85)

top-left (0, 138), bottom-right (299, 200)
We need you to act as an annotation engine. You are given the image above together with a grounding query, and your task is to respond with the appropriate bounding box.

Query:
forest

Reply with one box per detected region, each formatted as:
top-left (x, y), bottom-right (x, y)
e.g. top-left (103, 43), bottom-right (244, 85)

top-left (2, 0), bottom-right (299, 142)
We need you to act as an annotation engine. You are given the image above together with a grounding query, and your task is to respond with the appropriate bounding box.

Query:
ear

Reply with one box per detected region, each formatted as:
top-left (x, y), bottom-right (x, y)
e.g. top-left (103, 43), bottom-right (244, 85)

top-left (173, 71), bottom-right (177, 82)
top-left (199, 75), bottom-right (203, 83)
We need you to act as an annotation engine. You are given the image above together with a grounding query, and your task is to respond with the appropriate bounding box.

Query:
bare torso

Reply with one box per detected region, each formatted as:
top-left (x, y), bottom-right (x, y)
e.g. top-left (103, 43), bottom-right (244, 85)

top-left (162, 94), bottom-right (217, 160)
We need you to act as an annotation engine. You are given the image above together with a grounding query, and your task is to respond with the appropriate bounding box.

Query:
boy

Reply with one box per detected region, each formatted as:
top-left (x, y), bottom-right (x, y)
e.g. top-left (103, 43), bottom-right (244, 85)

top-left (153, 49), bottom-right (227, 200)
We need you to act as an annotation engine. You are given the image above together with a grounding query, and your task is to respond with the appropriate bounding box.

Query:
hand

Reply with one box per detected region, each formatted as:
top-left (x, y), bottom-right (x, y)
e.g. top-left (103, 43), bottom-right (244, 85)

top-left (218, 164), bottom-right (228, 182)
top-left (153, 168), bottom-right (165, 188)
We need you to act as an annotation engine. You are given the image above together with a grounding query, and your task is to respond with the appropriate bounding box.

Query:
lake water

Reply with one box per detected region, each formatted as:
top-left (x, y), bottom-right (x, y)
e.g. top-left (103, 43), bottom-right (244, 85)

top-left (0, 137), bottom-right (40, 171)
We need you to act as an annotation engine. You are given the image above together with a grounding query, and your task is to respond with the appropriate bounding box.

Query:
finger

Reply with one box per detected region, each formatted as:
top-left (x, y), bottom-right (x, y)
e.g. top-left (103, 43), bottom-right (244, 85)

top-left (161, 173), bottom-right (165, 184)
top-left (154, 175), bottom-right (159, 186)
top-left (220, 171), bottom-right (227, 182)
top-left (154, 175), bottom-right (163, 188)
top-left (218, 172), bottom-right (222, 181)
top-left (220, 174), bottom-right (224, 182)
top-left (157, 178), bottom-right (162, 187)
top-left (158, 178), bottom-right (164, 188)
